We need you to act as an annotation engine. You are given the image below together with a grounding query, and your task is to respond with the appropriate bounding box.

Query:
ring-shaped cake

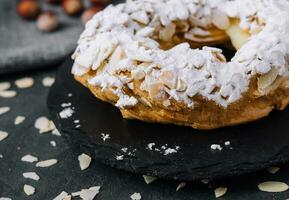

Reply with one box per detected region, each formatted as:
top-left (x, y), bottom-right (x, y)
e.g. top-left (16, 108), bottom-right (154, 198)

top-left (72, 0), bottom-right (289, 129)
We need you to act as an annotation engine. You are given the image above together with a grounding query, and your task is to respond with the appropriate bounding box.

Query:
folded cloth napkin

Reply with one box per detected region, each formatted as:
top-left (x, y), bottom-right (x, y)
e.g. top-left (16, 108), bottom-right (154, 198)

top-left (0, 0), bottom-right (84, 74)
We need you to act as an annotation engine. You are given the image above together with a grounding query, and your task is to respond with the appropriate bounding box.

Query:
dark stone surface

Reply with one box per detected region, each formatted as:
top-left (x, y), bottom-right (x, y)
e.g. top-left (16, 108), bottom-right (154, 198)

top-left (48, 59), bottom-right (289, 182)
top-left (1, 62), bottom-right (289, 199)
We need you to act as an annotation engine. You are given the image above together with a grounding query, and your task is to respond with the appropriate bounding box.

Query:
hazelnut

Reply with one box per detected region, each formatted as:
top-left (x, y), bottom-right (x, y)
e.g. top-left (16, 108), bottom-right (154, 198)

top-left (62, 0), bottom-right (84, 16)
top-left (37, 12), bottom-right (59, 32)
top-left (81, 6), bottom-right (104, 24)
top-left (89, 0), bottom-right (111, 5)
top-left (17, 0), bottom-right (41, 20)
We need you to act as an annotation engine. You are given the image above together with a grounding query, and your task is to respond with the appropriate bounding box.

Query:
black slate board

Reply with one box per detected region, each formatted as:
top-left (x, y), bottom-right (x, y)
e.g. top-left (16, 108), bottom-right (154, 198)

top-left (48, 58), bottom-right (289, 181)
top-left (2, 63), bottom-right (289, 199)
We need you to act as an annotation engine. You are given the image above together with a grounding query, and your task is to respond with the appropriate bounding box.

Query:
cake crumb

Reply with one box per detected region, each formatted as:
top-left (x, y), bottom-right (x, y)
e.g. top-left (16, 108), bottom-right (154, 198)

top-left (147, 143), bottom-right (155, 150)
top-left (101, 133), bottom-right (110, 141)
top-left (210, 144), bottom-right (222, 151)
top-left (116, 155), bottom-right (124, 160)
top-left (224, 141), bottom-right (230, 146)
top-left (59, 108), bottom-right (74, 119)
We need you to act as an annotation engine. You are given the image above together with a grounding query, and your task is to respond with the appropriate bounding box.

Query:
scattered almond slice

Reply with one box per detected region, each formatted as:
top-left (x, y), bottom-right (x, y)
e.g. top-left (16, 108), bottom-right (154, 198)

top-left (50, 140), bottom-right (57, 147)
top-left (52, 128), bottom-right (61, 136)
top-left (21, 154), bottom-right (38, 163)
top-left (267, 166), bottom-right (280, 174)
top-left (201, 179), bottom-right (209, 184)
top-left (130, 192), bottom-right (141, 200)
top-left (0, 90), bottom-right (17, 98)
top-left (53, 191), bottom-right (69, 200)
top-left (214, 187), bottom-right (227, 198)
top-left (34, 117), bottom-right (55, 133)
top-left (78, 153), bottom-right (92, 170)
top-left (23, 172), bottom-right (40, 181)
top-left (15, 77), bottom-right (34, 89)
top-left (0, 82), bottom-right (11, 91)
top-left (36, 159), bottom-right (58, 167)
top-left (0, 107), bottom-right (10, 115)
top-left (72, 186), bottom-right (101, 200)
top-left (14, 116), bottom-right (26, 125)
top-left (258, 181), bottom-right (289, 192)
top-left (42, 76), bottom-right (55, 87)
top-left (23, 184), bottom-right (35, 196)
top-left (63, 195), bottom-right (71, 200)
top-left (176, 182), bottom-right (187, 191)
top-left (0, 131), bottom-right (8, 141)
top-left (143, 175), bottom-right (157, 184)
top-left (80, 186), bottom-right (101, 200)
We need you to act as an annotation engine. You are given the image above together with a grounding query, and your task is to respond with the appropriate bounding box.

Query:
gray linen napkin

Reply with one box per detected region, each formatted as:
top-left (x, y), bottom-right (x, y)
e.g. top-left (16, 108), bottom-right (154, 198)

top-left (0, 0), bottom-right (84, 74)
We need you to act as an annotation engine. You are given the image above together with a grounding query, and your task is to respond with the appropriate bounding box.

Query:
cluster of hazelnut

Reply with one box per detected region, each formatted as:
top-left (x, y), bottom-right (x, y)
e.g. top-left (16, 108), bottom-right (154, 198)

top-left (17, 0), bottom-right (110, 32)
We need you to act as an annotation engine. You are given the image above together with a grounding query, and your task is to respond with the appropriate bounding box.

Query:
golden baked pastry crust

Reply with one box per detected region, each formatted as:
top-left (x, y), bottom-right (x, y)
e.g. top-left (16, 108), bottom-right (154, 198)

top-left (75, 73), bottom-right (289, 129)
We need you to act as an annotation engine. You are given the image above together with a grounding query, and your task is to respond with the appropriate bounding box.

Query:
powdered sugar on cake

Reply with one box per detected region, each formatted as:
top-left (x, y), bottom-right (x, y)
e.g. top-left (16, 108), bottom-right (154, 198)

top-left (72, 0), bottom-right (289, 108)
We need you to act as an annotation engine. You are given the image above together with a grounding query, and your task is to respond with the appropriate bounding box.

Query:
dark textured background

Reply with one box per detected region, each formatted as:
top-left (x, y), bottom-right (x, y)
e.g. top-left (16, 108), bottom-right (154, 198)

top-left (2, 64), bottom-right (289, 199)
top-left (2, 0), bottom-right (289, 199)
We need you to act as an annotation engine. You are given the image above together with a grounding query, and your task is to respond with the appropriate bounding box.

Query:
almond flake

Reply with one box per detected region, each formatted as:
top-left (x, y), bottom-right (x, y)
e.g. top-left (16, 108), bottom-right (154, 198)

top-left (79, 186), bottom-right (100, 200)
top-left (42, 77), bottom-right (55, 87)
top-left (0, 82), bottom-right (11, 91)
top-left (14, 116), bottom-right (25, 125)
top-left (53, 191), bottom-right (69, 200)
top-left (176, 182), bottom-right (187, 191)
top-left (36, 159), bottom-right (58, 167)
top-left (63, 195), bottom-right (71, 200)
top-left (23, 184), bottom-right (35, 196)
top-left (78, 153), bottom-right (92, 170)
top-left (214, 187), bottom-right (227, 198)
top-left (34, 117), bottom-right (55, 133)
top-left (23, 172), bottom-right (40, 181)
top-left (258, 181), bottom-right (289, 192)
top-left (143, 175), bottom-right (157, 184)
top-left (21, 154), bottom-right (38, 163)
top-left (201, 179), bottom-right (209, 184)
top-left (0, 107), bottom-right (10, 115)
top-left (267, 166), bottom-right (280, 174)
top-left (0, 131), bottom-right (8, 141)
top-left (52, 128), bottom-right (61, 136)
top-left (130, 192), bottom-right (141, 200)
top-left (50, 141), bottom-right (57, 147)
top-left (0, 90), bottom-right (17, 98)
top-left (15, 77), bottom-right (34, 89)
